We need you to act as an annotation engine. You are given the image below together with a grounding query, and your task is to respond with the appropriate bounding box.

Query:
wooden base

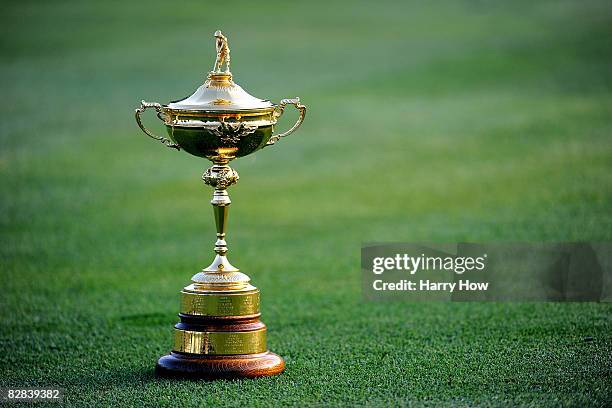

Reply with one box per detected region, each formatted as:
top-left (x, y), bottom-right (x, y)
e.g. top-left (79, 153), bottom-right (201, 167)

top-left (158, 286), bottom-right (284, 380)
top-left (156, 351), bottom-right (285, 380)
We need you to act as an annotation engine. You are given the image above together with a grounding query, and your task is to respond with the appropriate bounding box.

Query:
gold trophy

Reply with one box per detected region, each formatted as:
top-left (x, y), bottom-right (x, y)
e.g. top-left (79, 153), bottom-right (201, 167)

top-left (134, 30), bottom-right (306, 379)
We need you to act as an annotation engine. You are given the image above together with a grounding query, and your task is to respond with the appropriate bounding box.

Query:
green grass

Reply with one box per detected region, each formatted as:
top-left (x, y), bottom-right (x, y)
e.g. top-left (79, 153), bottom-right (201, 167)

top-left (1, 0), bottom-right (611, 406)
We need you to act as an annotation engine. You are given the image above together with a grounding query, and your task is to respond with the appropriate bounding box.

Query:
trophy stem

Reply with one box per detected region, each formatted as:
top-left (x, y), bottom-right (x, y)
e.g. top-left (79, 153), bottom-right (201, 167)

top-left (192, 161), bottom-right (253, 291)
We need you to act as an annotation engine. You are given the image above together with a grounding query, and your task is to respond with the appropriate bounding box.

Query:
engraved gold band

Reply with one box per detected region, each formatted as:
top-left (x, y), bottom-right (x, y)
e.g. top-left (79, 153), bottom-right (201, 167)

top-left (173, 328), bottom-right (267, 355)
top-left (180, 289), bottom-right (260, 317)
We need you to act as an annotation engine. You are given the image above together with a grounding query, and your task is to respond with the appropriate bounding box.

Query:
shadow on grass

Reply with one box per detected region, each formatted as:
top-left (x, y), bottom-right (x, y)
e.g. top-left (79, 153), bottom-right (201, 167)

top-left (60, 366), bottom-right (157, 389)
top-left (117, 312), bottom-right (175, 327)
top-left (64, 364), bottom-right (248, 389)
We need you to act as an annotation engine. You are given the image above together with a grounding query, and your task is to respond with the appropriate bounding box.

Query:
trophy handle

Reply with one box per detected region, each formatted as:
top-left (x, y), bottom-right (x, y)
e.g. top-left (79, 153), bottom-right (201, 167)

top-left (134, 100), bottom-right (180, 150)
top-left (266, 98), bottom-right (306, 146)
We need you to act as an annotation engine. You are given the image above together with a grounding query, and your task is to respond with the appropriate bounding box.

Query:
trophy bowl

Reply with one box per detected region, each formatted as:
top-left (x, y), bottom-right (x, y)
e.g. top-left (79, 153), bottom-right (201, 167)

top-left (136, 73), bottom-right (305, 161)
top-left (134, 30), bottom-right (307, 380)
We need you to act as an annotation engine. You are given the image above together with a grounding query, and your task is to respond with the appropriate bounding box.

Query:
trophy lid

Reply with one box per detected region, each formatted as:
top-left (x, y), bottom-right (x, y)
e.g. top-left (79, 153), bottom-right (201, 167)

top-left (166, 31), bottom-right (274, 112)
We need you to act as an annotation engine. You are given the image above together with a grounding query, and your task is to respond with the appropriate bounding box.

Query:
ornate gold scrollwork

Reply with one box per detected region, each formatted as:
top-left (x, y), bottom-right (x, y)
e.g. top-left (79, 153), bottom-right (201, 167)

top-left (134, 101), bottom-right (180, 150)
top-left (202, 166), bottom-right (240, 189)
top-left (203, 121), bottom-right (259, 145)
top-left (267, 97), bottom-right (307, 146)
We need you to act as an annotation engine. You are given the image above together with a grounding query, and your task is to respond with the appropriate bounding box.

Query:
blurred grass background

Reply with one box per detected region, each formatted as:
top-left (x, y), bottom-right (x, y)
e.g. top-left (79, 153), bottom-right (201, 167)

top-left (1, 0), bottom-right (611, 406)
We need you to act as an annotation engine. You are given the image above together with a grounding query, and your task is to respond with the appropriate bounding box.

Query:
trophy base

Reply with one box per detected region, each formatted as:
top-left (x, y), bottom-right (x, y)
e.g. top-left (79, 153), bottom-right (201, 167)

top-left (156, 285), bottom-right (284, 380)
top-left (156, 351), bottom-right (285, 380)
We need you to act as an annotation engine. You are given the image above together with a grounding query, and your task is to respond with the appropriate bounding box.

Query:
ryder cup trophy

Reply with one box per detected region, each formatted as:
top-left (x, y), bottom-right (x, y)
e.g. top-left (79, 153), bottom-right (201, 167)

top-left (134, 30), bottom-right (306, 379)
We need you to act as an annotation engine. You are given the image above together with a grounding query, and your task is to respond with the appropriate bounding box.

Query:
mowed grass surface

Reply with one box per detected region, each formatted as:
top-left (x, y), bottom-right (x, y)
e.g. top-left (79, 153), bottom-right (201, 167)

top-left (1, 0), bottom-right (611, 406)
